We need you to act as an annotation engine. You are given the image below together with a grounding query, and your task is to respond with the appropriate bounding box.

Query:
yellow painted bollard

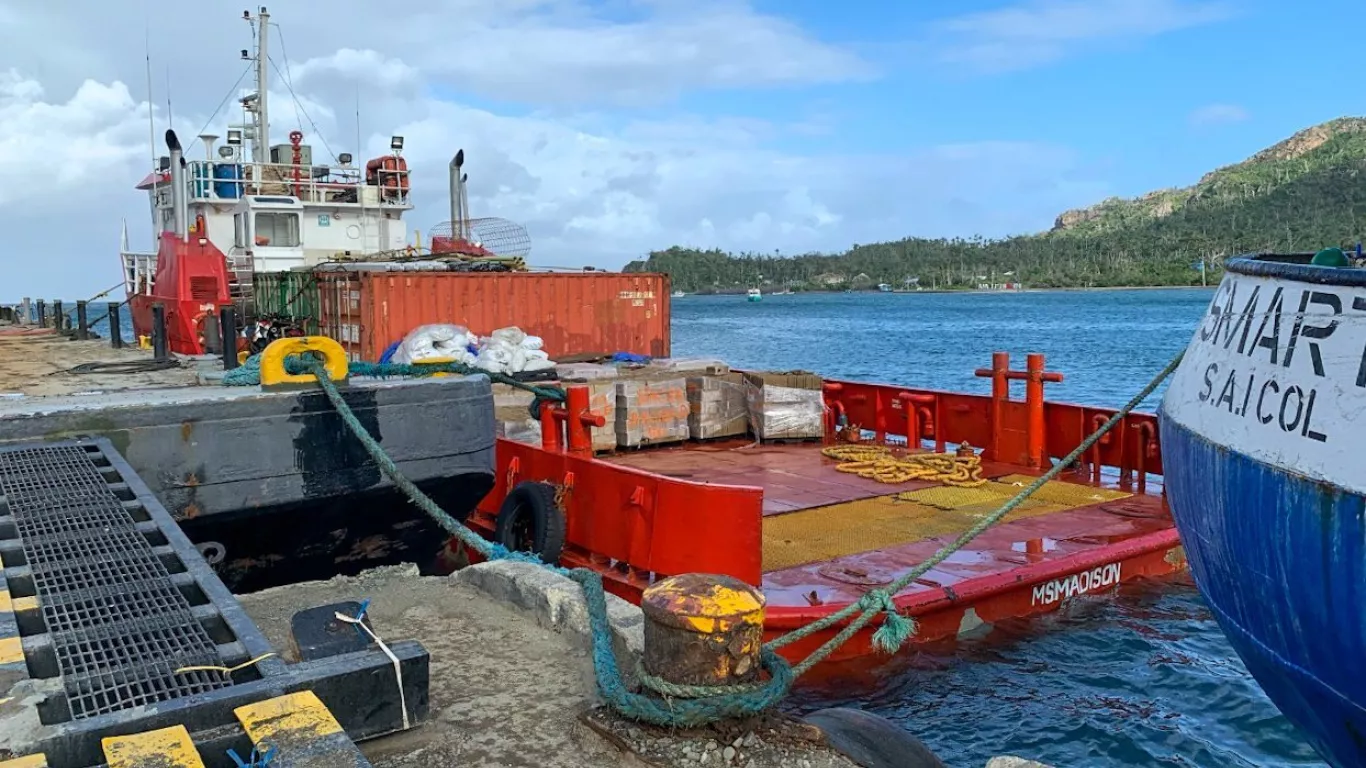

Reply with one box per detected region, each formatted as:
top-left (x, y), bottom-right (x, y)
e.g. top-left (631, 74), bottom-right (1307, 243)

top-left (640, 573), bottom-right (766, 687)
top-left (259, 336), bottom-right (349, 390)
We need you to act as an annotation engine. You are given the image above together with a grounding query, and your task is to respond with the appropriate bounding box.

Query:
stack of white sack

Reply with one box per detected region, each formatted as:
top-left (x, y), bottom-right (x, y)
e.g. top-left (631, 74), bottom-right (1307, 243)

top-left (473, 326), bottom-right (556, 375)
top-left (392, 323), bottom-right (478, 365)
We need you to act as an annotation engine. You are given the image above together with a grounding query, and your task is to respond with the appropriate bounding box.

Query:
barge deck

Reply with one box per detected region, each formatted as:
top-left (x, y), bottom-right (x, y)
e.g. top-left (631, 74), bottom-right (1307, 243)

top-left (609, 439), bottom-right (1179, 655)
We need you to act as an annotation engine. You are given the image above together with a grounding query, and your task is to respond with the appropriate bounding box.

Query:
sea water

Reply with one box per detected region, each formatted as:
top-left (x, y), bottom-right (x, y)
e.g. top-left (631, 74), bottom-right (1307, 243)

top-left (672, 288), bottom-right (1325, 768)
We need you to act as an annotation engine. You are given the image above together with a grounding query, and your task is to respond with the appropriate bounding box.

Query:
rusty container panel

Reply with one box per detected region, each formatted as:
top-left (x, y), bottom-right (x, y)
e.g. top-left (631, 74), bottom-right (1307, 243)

top-left (360, 272), bottom-right (671, 362)
top-left (314, 272), bottom-right (368, 360)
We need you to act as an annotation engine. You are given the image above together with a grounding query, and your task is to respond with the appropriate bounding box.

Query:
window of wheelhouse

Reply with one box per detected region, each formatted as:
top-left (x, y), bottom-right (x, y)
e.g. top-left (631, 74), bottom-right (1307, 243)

top-left (254, 211), bottom-right (300, 247)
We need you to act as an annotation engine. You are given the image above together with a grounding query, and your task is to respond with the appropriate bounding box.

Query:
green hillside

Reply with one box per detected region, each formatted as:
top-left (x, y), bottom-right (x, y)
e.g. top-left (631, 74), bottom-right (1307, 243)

top-left (626, 118), bottom-right (1366, 291)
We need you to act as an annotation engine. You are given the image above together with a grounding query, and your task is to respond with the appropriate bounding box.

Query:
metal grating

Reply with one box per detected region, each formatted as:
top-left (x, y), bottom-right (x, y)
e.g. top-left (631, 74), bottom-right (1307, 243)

top-left (0, 443), bottom-right (231, 719)
top-left (7, 500), bottom-right (137, 540)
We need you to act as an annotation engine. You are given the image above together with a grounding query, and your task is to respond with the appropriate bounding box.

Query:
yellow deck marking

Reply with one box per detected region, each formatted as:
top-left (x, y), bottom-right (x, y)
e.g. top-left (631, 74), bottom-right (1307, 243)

top-left (102, 725), bottom-right (205, 768)
top-left (993, 473), bottom-right (1132, 505)
top-left (761, 474), bottom-right (1130, 573)
top-left (235, 690), bottom-right (345, 747)
top-left (0, 637), bottom-right (23, 666)
top-left (0, 591), bottom-right (11, 613)
top-left (0, 754), bottom-right (47, 768)
top-left (11, 596), bottom-right (36, 613)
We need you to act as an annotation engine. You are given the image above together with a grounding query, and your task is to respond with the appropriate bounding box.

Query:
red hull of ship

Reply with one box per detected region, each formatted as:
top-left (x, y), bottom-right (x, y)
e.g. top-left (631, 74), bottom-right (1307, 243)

top-left (131, 231), bottom-right (233, 355)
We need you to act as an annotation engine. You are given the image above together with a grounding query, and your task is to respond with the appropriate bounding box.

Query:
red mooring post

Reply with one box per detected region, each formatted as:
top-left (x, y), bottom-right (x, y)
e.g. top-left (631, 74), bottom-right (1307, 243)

top-left (564, 384), bottom-right (605, 458)
top-left (1024, 353), bottom-right (1064, 469)
top-left (539, 400), bottom-right (564, 453)
top-left (974, 351), bottom-right (1011, 461)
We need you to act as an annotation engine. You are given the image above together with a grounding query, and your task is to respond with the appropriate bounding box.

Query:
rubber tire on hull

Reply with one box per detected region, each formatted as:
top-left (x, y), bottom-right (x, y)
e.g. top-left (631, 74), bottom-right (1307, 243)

top-left (494, 481), bottom-right (566, 565)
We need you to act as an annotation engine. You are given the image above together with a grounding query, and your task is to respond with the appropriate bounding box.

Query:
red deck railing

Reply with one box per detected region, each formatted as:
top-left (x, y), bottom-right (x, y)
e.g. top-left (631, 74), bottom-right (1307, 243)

top-left (465, 352), bottom-right (1166, 602)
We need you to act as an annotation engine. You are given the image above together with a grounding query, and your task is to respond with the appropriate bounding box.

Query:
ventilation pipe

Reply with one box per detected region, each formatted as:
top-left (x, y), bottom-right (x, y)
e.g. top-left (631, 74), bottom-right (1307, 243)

top-left (460, 172), bottom-right (470, 240)
top-left (450, 149), bottom-right (465, 240)
top-left (166, 129), bottom-right (188, 241)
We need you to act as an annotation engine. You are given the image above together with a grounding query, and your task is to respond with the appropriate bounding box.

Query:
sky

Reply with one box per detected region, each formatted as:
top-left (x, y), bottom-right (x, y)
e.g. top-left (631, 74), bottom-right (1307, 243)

top-left (0, 0), bottom-right (1362, 298)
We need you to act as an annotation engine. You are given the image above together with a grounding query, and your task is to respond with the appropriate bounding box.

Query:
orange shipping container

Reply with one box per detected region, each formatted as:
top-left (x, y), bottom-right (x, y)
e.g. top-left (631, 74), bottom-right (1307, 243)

top-left (313, 270), bottom-right (672, 362)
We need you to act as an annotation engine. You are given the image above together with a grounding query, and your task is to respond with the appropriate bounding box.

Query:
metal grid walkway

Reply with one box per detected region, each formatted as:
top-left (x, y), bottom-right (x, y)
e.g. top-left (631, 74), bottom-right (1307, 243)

top-left (0, 444), bottom-right (230, 719)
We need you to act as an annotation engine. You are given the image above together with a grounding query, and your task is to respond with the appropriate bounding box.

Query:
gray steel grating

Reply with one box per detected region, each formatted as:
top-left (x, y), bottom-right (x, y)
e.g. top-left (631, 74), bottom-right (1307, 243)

top-left (0, 443), bottom-right (231, 719)
top-left (7, 500), bottom-right (136, 540)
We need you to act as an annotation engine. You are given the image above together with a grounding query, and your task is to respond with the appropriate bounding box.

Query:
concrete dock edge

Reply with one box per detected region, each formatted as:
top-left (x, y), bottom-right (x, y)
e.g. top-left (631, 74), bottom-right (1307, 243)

top-left (450, 560), bottom-right (646, 672)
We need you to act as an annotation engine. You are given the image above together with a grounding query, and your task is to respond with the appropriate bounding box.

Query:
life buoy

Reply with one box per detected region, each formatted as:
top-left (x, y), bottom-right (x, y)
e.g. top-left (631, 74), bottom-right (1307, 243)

top-left (365, 155), bottom-right (410, 200)
top-left (494, 481), bottom-right (566, 565)
top-left (191, 310), bottom-right (210, 350)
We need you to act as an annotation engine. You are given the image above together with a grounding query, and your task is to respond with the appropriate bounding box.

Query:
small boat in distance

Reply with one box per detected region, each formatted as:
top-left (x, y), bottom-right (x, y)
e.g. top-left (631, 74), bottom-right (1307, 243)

top-left (1160, 248), bottom-right (1366, 768)
top-left (747, 288), bottom-right (762, 302)
top-left (672, 290), bottom-right (685, 298)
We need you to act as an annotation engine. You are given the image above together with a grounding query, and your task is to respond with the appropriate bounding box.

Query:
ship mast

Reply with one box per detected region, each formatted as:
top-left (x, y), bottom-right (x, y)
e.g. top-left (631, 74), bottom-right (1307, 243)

top-left (250, 6), bottom-right (269, 162)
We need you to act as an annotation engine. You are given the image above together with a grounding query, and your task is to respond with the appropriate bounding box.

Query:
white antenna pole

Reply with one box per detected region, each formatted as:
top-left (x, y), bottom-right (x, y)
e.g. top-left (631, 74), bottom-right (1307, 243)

top-left (255, 6), bottom-right (270, 161)
top-left (165, 64), bottom-right (173, 131)
top-left (144, 23), bottom-right (156, 242)
top-left (144, 25), bottom-right (154, 173)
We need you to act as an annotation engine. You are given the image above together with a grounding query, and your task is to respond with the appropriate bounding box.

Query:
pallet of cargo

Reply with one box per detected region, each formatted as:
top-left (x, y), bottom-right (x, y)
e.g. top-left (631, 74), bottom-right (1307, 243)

top-left (0, 437), bottom-right (428, 768)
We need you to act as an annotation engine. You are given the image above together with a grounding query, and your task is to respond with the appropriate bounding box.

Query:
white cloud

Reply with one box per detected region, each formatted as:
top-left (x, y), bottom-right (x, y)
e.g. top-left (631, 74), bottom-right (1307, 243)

top-left (933, 0), bottom-right (1233, 73)
top-left (1189, 103), bottom-right (1249, 126)
top-left (0, 1), bottom-right (1110, 298)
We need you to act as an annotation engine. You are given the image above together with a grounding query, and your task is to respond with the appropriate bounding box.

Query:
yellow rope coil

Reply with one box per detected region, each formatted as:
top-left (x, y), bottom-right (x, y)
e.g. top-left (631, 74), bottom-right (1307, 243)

top-left (820, 444), bottom-right (987, 487)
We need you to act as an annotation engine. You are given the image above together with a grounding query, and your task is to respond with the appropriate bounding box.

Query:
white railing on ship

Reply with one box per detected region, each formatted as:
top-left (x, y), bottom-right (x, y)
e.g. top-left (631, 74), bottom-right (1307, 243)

top-left (151, 160), bottom-right (412, 208)
top-left (122, 251), bottom-right (157, 297)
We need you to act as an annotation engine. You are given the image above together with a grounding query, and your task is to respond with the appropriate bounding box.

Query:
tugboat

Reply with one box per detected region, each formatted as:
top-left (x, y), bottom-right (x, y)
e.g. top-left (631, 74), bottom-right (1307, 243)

top-left (1159, 248), bottom-right (1366, 768)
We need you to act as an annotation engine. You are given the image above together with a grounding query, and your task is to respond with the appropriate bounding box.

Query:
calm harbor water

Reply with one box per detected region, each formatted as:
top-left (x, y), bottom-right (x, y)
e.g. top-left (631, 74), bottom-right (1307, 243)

top-left (673, 289), bottom-right (1325, 768)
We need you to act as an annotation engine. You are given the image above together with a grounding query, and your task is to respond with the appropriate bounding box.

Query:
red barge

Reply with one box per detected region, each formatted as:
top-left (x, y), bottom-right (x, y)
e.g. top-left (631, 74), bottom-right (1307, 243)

top-left (459, 353), bottom-right (1184, 666)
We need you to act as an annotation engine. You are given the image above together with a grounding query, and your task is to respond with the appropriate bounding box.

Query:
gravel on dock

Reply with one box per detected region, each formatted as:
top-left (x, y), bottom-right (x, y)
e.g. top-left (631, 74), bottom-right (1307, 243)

top-left (0, 332), bottom-right (198, 397)
top-left (235, 563), bottom-right (1052, 768)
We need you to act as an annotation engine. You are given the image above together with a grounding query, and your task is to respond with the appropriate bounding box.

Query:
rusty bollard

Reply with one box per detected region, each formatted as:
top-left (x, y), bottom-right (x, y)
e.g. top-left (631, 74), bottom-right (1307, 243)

top-left (640, 573), bottom-right (766, 687)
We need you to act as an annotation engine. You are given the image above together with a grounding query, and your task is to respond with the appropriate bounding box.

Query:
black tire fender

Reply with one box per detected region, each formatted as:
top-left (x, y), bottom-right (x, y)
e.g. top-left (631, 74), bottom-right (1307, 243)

top-left (493, 481), bottom-right (566, 565)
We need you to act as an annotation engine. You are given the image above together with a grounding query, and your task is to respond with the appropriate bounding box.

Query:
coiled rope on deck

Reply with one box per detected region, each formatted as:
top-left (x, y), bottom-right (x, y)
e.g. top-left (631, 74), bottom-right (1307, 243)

top-left (281, 349), bottom-right (1184, 726)
top-left (821, 444), bottom-right (987, 487)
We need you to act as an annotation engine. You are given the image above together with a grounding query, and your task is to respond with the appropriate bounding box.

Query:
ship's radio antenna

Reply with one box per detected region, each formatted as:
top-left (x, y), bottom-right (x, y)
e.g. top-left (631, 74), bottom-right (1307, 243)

top-left (144, 22), bottom-right (154, 174)
top-left (165, 64), bottom-right (174, 133)
top-left (144, 20), bottom-right (157, 242)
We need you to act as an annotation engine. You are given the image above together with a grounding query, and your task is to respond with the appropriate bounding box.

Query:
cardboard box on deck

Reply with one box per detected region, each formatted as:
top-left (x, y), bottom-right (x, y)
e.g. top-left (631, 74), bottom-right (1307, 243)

top-left (743, 372), bottom-right (824, 441)
top-left (686, 373), bottom-right (749, 439)
top-left (615, 377), bottom-right (690, 448)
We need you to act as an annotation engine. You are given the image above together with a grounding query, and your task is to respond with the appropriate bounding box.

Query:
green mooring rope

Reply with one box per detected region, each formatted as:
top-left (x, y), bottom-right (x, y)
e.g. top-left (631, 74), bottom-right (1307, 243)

top-left (221, 353), bottom-right (566, 418)
top-left (286, 349), bottom-right (1184, 726)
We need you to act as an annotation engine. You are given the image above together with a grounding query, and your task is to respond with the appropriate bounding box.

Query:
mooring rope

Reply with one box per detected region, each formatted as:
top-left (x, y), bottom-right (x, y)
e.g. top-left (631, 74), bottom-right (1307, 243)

top-left (281, 348), bottom-right (1183, 726)
top-left (222, 353), bottom-right (567, 418)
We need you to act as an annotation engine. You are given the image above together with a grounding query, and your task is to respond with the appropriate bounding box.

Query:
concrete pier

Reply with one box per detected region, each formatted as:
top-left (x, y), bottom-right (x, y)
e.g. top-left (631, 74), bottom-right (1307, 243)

top-left (237, 562), bottom-right (1054, 768)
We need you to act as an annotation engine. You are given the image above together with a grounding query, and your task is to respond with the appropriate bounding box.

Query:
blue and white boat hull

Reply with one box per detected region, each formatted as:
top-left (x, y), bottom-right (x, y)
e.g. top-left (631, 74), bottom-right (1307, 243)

top-left (1159, 254), bottom-right (1366, 768)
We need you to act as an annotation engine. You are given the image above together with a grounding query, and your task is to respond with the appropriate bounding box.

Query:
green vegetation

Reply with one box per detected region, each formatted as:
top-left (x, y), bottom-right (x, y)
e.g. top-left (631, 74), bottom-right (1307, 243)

top-left (626, 118), bottom-right (1366, 291)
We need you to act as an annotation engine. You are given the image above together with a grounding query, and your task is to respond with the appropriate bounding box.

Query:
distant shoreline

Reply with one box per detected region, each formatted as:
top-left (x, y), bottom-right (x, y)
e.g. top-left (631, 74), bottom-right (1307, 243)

top-left (679, 284), bottom-right (1218, 297)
